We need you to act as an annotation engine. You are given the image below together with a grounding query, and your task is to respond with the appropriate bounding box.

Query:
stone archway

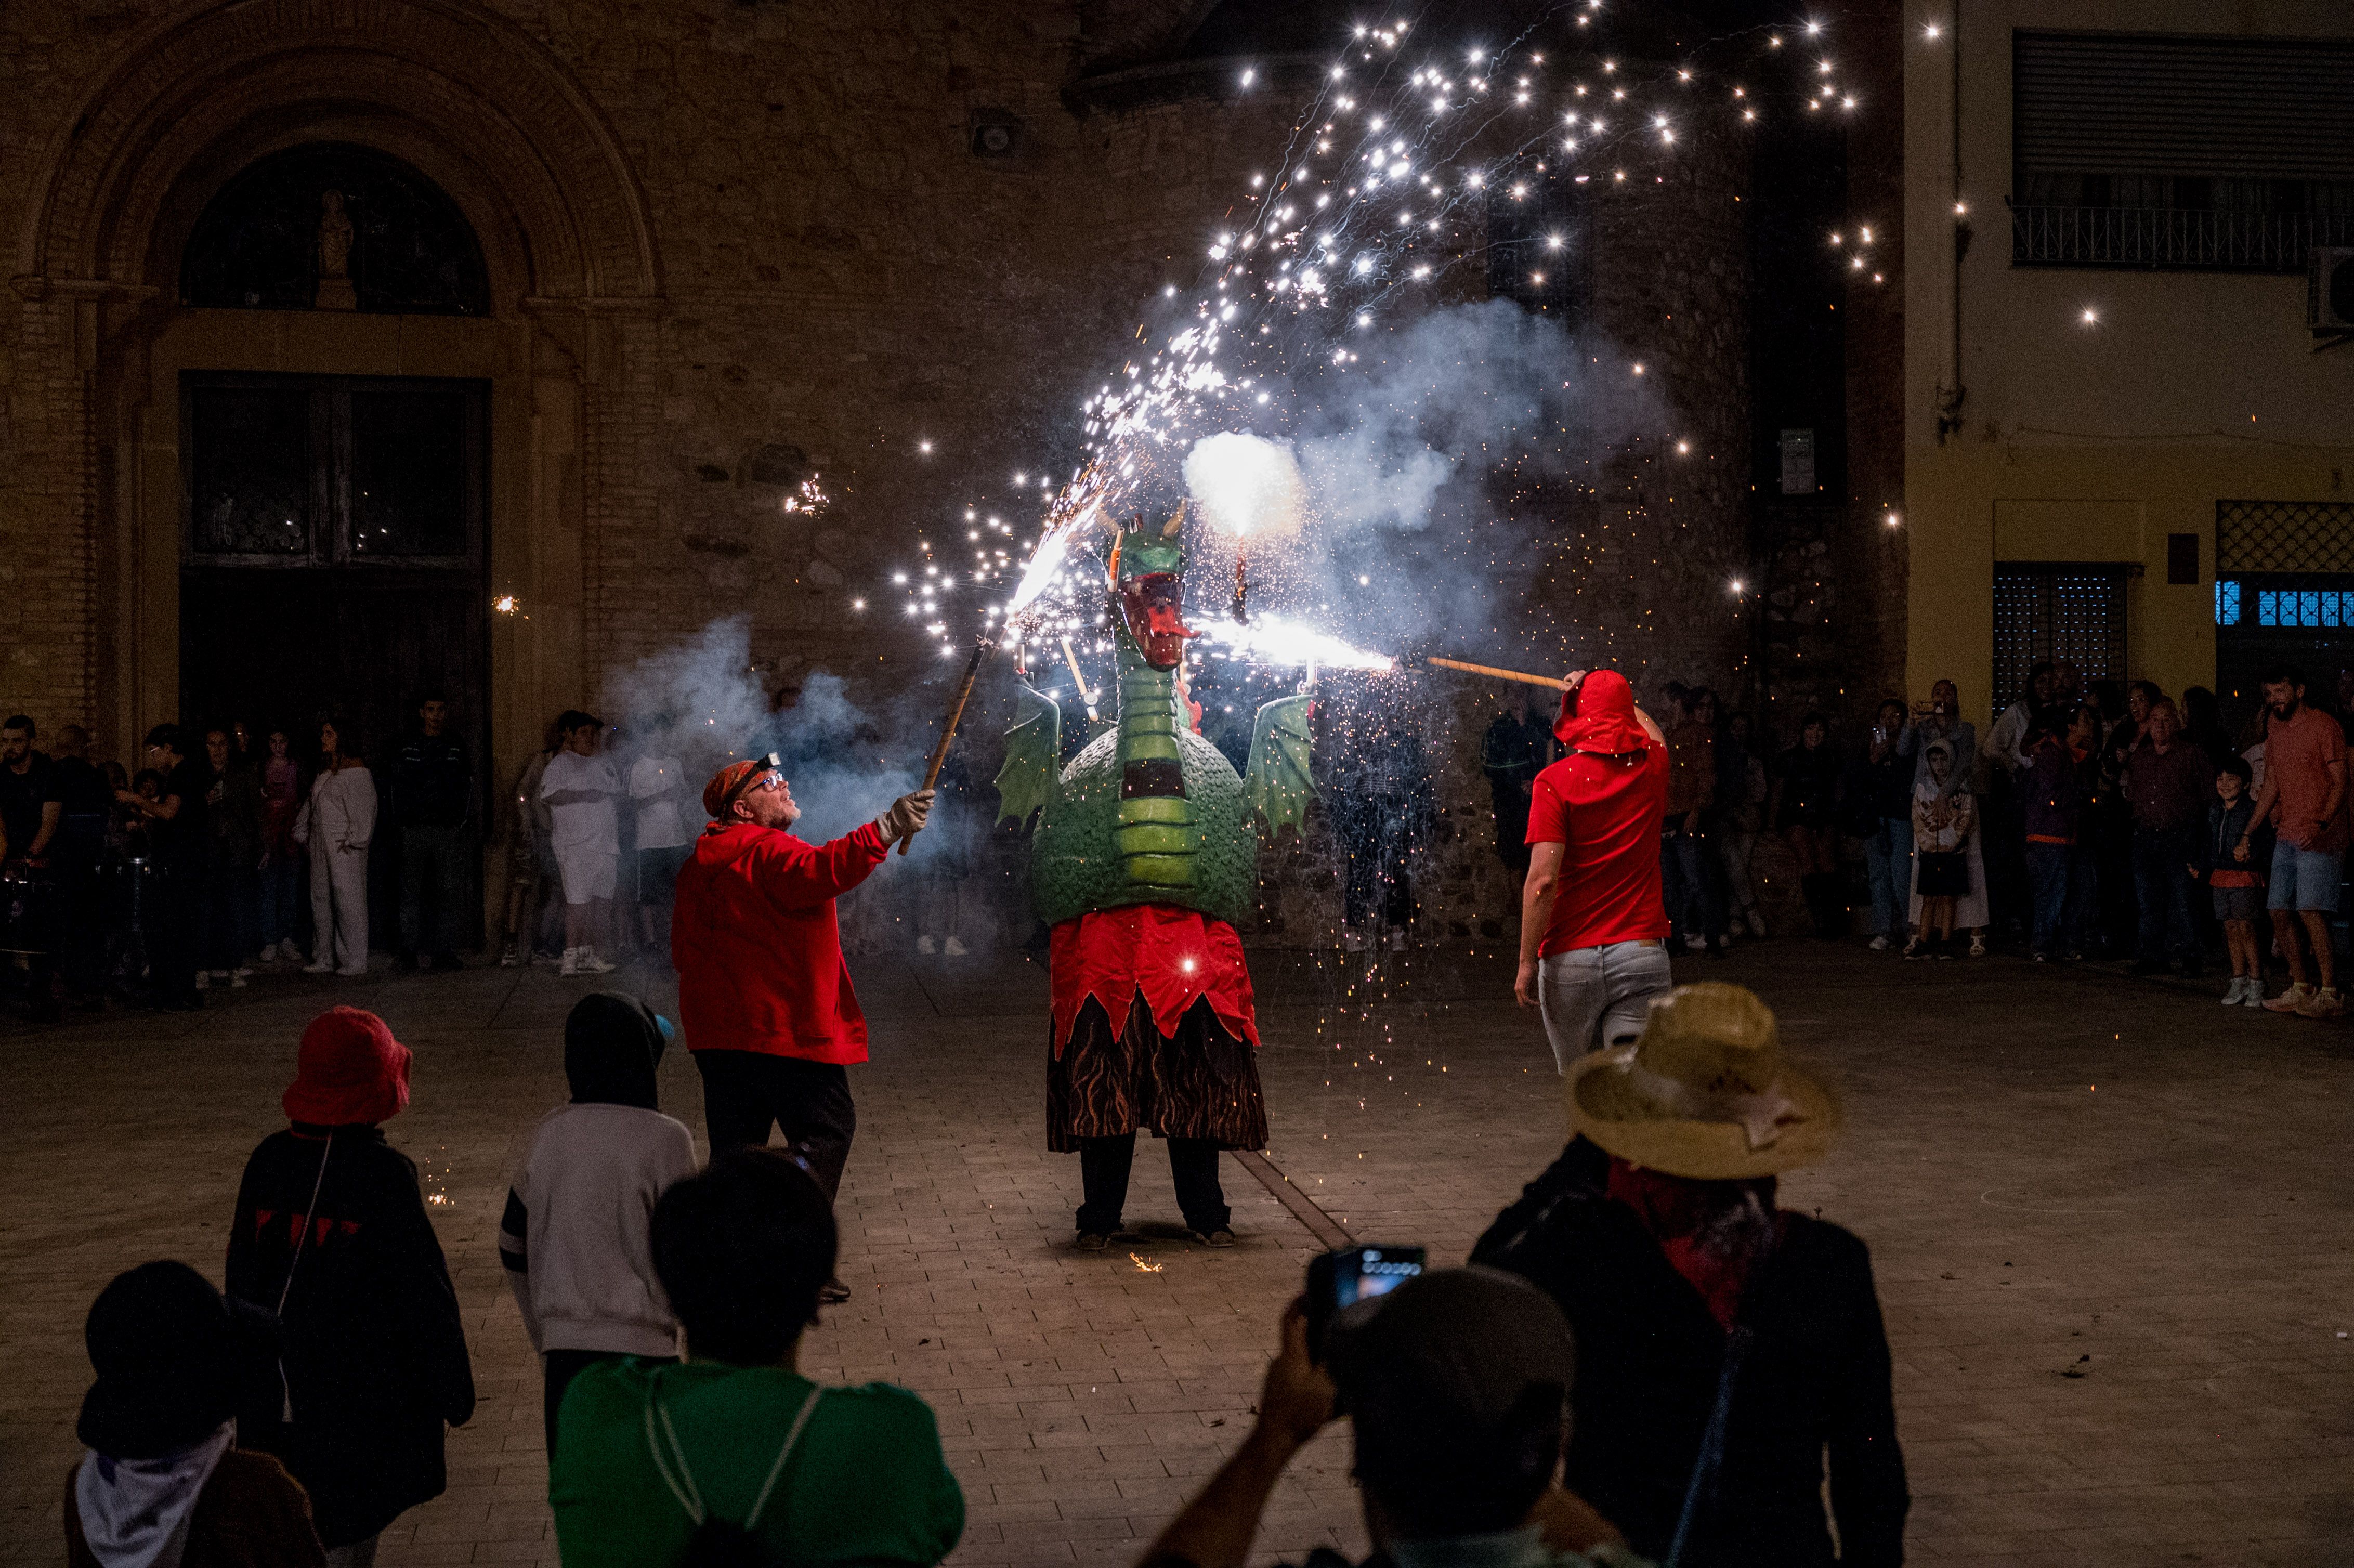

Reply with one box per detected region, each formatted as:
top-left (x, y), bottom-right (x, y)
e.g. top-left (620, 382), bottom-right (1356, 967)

top-left (8, 0), bottom-right (664, 798)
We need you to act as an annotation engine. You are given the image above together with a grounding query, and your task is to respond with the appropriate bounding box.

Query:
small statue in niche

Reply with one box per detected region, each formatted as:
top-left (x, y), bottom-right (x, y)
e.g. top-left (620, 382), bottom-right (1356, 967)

top-left (314, 189), bottom-right (357, 310)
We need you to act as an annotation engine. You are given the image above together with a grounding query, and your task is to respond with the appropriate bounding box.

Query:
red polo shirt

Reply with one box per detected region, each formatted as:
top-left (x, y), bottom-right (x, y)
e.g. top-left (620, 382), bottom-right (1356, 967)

top-left (1525, 671), bottom-right (1669, 957)
top-left (671, 819), bottom-right (888, 1064)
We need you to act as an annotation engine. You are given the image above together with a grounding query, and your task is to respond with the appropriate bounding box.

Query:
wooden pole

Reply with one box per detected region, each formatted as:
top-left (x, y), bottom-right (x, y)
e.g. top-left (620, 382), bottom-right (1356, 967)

top-left (898, 634), bottom-right (992, 855)
top-left (1423, 656), bottom-right (1568, 691)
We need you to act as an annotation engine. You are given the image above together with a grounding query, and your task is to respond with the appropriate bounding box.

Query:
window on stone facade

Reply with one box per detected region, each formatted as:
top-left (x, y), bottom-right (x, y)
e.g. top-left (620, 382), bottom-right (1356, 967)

top-left (188, 386), bottom-right (317, 556)
top-left (1992, 564), bottom-right (2129, 714)
top-left (180, 142), bottom-right (490, 315)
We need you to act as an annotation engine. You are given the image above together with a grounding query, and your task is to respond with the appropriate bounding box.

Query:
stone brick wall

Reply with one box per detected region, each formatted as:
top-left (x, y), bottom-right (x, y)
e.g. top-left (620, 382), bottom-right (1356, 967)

top-left (0, 0), bottom-right (1778, 946)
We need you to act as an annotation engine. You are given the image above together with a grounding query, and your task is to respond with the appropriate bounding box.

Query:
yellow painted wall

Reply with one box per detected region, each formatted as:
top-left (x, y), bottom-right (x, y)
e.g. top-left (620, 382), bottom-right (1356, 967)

top-left (1898, 0), bottom-right (2354, 728)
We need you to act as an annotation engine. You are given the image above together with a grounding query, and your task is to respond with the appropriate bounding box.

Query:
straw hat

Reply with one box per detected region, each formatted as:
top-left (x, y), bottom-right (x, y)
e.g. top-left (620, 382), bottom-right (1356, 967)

top-left (1565, 982), bottom-right (1840, 1180)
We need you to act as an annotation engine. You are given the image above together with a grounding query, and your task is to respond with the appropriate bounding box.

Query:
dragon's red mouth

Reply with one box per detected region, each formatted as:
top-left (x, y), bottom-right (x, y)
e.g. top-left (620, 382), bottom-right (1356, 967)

top-left (1120, 573), bottom-right (1195, 670)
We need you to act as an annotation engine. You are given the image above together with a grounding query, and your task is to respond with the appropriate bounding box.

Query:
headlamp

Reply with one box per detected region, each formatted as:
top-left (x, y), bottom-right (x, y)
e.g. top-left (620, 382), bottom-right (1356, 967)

top-left (722, 752), bottom-right (788, 813)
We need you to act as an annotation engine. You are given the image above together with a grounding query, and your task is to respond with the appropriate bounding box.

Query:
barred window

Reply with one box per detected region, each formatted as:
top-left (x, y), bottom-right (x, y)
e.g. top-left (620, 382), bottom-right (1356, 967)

top-left (2216, 499), bottom-right (2354, 574)
top-left (1993, 564), bottom-right (2129, 714)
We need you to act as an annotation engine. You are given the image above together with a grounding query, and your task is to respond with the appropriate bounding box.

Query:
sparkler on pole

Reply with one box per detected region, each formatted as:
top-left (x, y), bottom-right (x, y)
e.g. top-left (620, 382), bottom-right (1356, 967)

top-left (1423, 656), bottom-right (1570, 690)
top-left (898, 634), bottom-right (994, 856)
top-left (1058, 635), bottom-right (1099, 722)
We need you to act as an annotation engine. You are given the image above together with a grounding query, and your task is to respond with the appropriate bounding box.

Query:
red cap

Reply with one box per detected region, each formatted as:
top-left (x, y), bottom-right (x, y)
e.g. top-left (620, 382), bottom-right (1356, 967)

top-left (703, 760), bottom-right (766, 819)
top-left (282, 1007), bottom-right (412, 1127)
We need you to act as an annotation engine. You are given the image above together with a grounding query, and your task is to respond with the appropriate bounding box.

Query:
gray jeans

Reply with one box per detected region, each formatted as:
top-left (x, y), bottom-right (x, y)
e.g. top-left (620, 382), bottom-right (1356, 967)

top-left (1537, 940), bottom-right (1674, 1074)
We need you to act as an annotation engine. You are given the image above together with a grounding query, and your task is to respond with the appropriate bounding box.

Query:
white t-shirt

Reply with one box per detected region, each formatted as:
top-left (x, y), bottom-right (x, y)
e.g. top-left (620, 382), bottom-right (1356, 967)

top-left (628, 755), bottom-right (690, 850)
top-left (539, 749), bottom-right (620, 853)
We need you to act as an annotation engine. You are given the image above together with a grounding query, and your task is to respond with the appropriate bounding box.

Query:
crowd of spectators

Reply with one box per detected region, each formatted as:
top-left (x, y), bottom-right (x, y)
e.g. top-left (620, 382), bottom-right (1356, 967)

top-left (0, 698), bottom-right (705, 1013)
top-left (1489, 660), bottom-right (2354, 1016)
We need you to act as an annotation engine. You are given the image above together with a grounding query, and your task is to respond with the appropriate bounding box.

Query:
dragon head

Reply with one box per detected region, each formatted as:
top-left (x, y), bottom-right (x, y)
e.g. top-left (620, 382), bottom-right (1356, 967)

top-left (1110, 508), bottom-right (1194, 670)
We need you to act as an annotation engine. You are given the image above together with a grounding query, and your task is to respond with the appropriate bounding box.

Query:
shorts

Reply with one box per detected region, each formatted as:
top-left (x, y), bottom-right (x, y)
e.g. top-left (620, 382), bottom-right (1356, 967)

top-left (1535, 940), bottom-right (1674, 1076)
top-left (2267, 839), bottom-right (2344, 913)
top-left (636, 844), bottom-right (690, 908)
top-left (2213, 885), bottom-right (2266, 923)
top-left (555, 843), bottom-right (618, 905)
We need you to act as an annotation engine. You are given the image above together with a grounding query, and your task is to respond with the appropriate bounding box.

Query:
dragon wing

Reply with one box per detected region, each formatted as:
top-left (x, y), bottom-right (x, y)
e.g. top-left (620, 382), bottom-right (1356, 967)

top-left (1243, 694), bottom-right (1315, 835)
top-left (994, 682), bottom-right (1062, 827)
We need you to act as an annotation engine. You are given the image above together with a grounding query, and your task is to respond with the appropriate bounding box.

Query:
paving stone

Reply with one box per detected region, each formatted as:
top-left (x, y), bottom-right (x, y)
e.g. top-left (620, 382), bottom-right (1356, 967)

top-left (4, 943), bottom-right (2350, 1567)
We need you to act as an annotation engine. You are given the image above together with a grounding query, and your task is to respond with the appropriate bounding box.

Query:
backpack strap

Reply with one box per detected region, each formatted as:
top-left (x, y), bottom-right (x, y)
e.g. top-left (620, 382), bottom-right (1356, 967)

top-left (645, 1373), bottom-right (825, 1533)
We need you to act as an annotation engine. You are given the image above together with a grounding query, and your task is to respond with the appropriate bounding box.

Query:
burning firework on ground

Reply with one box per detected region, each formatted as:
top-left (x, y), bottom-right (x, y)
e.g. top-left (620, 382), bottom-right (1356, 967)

top-left (858, 5), bottom-right (1851, 681)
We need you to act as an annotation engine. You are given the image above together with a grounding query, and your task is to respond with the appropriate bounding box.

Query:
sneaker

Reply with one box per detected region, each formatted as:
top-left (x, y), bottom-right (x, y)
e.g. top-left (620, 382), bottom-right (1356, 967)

top-left (1683, 934), bottom-right (1708, 954)
top-left (193, 971), bottom-right (210, 990)
top-left (2244, 982), bottom-right (2271, 1008)
top-left (1746, 911), bottom-right (1768, 938)
top-left (1191, 1228), bottom-right (1238, 1248)
top-left (2264, 983), bottom-right (2312, 1014)
top-left (499, 942), bottom-right (520, 969)
top-left (1868, 935), bottom-right (1891, 952)
top-left (1967, 934), bottom-right (1987, 958)
top-left (1075, 1232), bottom-right (1111, 1253)
top-left (818, 1278), bottom-right (852, 1304)
top-left (232, 966), bottom-right (254, 979)
top-left (1386, 927), bottom-right (1407, 952)
top-left (229, 972), bottom-right (248, 989)
top-left (335, 965), bottom-right (368, 978)
top-left (1901, 938), bottom-right (1927, 961)
top-left (2296, 985), bottom-right (2344, 1018)
top-left (917, 935), bottom-right (937, 955)
top-left (302, 959), bottom-right (334, 974)
top-left (557, 946), bottom-right (583, 976)
top-left (944, 936), bottom-right (969, 957)
top-left (575, 949), bottom-right (616, 975)
top-left (2220, 977), bottom-right (2248, 1005)
top-left (2030, 951), bottom-right (2048, 963)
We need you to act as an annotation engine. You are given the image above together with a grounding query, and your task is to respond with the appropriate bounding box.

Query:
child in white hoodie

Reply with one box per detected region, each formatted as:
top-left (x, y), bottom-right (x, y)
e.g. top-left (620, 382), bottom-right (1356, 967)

top-left (499, 992), bottom-right (698, 1457)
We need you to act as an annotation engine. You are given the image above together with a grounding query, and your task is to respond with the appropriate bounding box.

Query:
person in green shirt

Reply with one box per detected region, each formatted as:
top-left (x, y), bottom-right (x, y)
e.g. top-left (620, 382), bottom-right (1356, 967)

top-left (550, 1148), bottom-right (963, 1567)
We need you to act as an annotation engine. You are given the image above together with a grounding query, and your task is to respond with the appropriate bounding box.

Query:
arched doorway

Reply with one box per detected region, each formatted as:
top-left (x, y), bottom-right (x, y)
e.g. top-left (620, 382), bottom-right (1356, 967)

top-left (176, 146), bottom-right (493, 943)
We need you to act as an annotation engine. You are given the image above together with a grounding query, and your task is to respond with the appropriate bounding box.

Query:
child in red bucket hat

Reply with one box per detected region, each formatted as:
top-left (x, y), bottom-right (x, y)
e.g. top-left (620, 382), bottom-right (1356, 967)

top-left (226, 1007), bottom-right (473, 1558)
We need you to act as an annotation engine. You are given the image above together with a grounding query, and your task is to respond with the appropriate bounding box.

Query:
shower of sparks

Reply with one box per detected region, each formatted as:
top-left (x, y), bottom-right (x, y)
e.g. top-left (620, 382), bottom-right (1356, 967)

top-left (1130, 1252), bottom-right (1165, 1273)
top-left (873, 7), bottom-right (1848, 670)
top-left (781, 474), bottom-right (830, 515)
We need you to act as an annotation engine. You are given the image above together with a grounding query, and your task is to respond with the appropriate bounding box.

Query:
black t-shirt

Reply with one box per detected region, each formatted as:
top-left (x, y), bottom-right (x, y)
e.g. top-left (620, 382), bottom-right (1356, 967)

top-left (151, 757), bottom-right (212, 861)
top-left (0, 753), bottom-right (53, 850)
top-left (48, 756), bottom-right (113, 817)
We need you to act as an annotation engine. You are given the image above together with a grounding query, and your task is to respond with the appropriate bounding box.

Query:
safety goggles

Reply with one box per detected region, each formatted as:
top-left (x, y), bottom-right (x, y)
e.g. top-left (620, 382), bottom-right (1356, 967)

top-left (721, 753), bottom-right (788, 813)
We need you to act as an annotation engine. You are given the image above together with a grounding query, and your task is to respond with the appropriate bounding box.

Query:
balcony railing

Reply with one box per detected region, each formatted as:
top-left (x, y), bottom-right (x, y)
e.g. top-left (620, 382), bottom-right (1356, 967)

top-left (2009, 204), bottom-right (2354, 272)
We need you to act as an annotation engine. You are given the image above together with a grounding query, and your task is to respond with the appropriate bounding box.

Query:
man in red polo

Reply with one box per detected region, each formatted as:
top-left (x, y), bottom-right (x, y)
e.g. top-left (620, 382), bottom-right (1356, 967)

top-left (672, 756), bottom-right (932, 1275)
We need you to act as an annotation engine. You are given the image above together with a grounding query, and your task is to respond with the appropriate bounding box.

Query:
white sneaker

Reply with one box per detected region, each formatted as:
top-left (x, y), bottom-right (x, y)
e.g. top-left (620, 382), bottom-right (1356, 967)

top-left (2244, 982), bottom-right (2270, 1008)
top-left (558, 946), bottom-right (583, 976)
top-left (944, 935), bottom-right (969, 956)
top-left (575, 949), bottom-right (616, 975)
top-left (1683, 934), bottom-right (1708, 954)
top-left (302, 959), bottom-right (334, 974)
top-left (230, 972), bottom-right (249, 989)
top-left (917, 935), bottom-right (938, 955)
top-left (193, 971), bottom-right (210, 990)
top-left (1868, 935), bottom-right (1891, 952)
top-left (2220, 977), bottom-right (2248, 1005)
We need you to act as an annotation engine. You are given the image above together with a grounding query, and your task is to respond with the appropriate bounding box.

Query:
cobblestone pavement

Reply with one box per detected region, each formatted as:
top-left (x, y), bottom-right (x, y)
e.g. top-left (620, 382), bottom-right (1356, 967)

top-left (4, 941), bottom-right (2350, 1566)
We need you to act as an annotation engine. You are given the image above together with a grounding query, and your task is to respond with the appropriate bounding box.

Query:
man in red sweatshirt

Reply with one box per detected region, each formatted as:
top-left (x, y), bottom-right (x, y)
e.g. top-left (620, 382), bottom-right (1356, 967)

top-left (672, 757), bottom-right (932, 1295)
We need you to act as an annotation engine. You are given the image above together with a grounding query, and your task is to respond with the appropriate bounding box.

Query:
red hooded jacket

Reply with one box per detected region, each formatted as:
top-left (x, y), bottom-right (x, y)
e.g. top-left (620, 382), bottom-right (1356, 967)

top-left (1525, 670), bottom-right (1669, 956)
top-left (671, 819), bottom-right (888, 1064)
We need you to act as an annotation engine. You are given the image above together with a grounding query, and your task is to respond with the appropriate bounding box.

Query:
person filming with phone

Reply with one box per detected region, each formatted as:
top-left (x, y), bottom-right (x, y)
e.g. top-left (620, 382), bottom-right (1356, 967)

top-left (1136, 1259), bottom-right (1649, 1568)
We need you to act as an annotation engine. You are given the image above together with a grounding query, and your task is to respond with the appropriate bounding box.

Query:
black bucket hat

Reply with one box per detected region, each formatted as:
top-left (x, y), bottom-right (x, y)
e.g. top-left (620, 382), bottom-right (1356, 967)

top-left (79, 1261), bottom-right (277, 1460)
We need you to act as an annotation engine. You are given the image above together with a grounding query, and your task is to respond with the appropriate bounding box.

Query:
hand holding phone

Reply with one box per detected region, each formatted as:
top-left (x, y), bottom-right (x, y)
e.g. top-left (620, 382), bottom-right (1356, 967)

top-left (1304, 1245), bottom-right (1428, 1362)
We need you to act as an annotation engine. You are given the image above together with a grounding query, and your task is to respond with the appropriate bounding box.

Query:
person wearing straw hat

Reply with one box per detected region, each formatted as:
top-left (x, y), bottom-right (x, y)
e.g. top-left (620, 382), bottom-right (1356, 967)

top-left (1472, 982), bottom-right (1907, 1568)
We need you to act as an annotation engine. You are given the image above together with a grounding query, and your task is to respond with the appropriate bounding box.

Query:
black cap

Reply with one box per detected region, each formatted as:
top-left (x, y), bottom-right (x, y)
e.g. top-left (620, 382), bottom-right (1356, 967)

top-left (79, 1261), bottom-right (277, 1460)
top-left (1325, 1268), bottom-right (1576, 1535)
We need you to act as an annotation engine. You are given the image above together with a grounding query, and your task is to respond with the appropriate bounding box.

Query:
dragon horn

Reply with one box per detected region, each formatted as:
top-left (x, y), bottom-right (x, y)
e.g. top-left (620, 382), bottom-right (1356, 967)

top-left (1162, 501), bottom-right (1186, 538)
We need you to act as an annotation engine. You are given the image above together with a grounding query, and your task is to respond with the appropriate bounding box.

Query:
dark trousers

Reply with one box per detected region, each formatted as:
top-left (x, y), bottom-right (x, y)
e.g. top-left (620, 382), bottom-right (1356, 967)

top-left (2131, 824), bottom-right (2200, 963)
top-left (1076, 1133), bottom-right (1228, 1237)
top-left (201, 858), bottom-right (256, 970)
top-left (1660, 823), bottom-right (1724, 940)
top-left (147, 857), bottom-right (202, 1004)
top-left (57, 816), bottom-right (108, 997)
top-left (399, 823), bottom-right (472, 955)
top-left (2024, 841), bottom-right (2098, 956)
top-left (693, 1050), bottom-right (857, 1202)
top-left (543, 1349), bottom-right (675, 1459)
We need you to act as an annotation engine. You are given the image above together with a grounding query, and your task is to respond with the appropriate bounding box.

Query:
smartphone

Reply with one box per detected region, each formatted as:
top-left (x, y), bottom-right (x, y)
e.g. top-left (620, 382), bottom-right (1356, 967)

top-left (1305, 1244), bottom-right (1427, 1360)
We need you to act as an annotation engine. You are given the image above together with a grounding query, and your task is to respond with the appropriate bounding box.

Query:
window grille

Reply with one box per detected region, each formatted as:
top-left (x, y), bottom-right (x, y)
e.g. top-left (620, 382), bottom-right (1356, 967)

top-left (2216, 499), bottom-right (2354, 574)
top-left (1992, 565), bottom-right (2129, 714)
top-left (2216, 580), bottom-right (2242, 625)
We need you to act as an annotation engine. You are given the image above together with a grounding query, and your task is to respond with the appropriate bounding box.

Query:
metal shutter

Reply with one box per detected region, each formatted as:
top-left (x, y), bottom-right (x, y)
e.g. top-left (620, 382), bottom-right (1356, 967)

top-left (2015, 32), bottom-right (2354, 182)
top-left (1992, 565), bottom-right (2130, 714)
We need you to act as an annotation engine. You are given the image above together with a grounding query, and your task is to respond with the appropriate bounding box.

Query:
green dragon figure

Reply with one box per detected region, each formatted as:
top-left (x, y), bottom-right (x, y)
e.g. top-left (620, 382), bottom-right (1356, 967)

top-left (995, 510), bottom-right (1314, 925)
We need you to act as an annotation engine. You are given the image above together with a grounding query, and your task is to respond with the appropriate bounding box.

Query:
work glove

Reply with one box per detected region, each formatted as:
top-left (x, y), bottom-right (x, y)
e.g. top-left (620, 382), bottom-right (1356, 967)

top-left (876, 788), bottom-right (936, 844)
